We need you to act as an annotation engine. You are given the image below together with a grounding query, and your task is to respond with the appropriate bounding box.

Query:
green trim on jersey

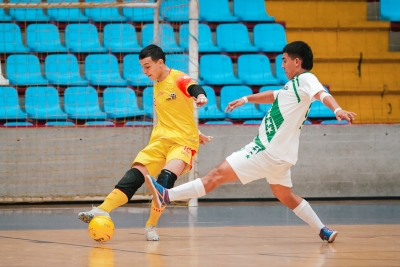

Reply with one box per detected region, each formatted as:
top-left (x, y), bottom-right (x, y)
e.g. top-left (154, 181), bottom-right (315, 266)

top-left (254, 135), bottom-right (266, 150)
top-left (291, 78), bottom-right (301, 103)
top-left (265, 97), bottom-right (284, 142)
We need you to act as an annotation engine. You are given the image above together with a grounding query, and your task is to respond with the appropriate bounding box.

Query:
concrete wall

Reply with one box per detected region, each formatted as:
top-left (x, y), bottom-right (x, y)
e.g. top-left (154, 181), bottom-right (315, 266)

top-left (1, 125), bottom-right (399, 203)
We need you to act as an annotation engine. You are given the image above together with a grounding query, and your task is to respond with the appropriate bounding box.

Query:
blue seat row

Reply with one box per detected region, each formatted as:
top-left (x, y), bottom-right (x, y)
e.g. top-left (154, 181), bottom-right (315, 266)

top-left (0, 23), bottom-right (286, 53)
top-left (0, 0), bottom-right (274, 22)
top-left (0, 86), bottom-right (146, 120)
top-left (380, 0), bottom-right (400, 21)
top-left (3, 53), bottom-right (287, 86)
top-left (0, 86), bottom-right (336, 121)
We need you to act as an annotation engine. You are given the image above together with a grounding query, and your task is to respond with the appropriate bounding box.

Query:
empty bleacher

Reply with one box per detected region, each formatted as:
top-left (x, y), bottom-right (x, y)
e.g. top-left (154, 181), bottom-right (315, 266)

top-left (1, 0), bottom-right (399, 125)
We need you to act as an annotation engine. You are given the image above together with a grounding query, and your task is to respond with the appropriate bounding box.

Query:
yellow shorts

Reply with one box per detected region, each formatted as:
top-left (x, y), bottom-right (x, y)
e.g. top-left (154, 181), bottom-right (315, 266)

top-left (132, 138), bottom-right (197, 177)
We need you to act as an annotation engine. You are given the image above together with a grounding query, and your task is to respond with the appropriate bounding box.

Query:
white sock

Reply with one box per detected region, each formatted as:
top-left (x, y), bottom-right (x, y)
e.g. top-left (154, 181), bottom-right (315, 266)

top-left (293, 199), bottom-right (325, 234)
top-left (168, 178), bottom-right (206, 201)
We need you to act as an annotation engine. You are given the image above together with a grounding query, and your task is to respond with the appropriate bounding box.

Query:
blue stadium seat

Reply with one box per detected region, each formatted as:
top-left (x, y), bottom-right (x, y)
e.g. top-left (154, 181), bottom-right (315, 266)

top-left (216, 24), bottom-right (258, 52)
top-left (25, 87), bottom-right (68, 120)
top-left (238, 54), bottom-right (280, 85)
top-left (85, 121), bottom-right (114, 126)
top-left (103, 87), bottom-right (145, 119)
top-left (47, 0), bottom-right (88, 21)
top-left (142, 87), bottom-right (154, 118)
top-left (380, 0), bottom-right (400, 21)
top-left (85, 54), bottom-right (127, 86)
top-left (0, 87), bottom-right (27, 119)
top-left (123, 0), bottom-right (155, 22)
top-left (123, 55), bottom-right (152, 86)
top-left (243, 120), bottom-right (263, 125)
top-left (258, 85), bottom-right (282, 113)
top-left (198, 0), bottom-right (238, 22)
top-left (64, 87), bottom-right (107, 120)
top-left (179, 23), bottom-right (221, 52)
top-left (166, 54), bottom-right (189, 74)
top-left (125, 121), bottom-right (153, 126)
top-left (161, 0), bottom-right (189, 21)
top-left (6, 55), bottom-right (48, 85)
top-left (9, 0), bottom-right (49, 21)
top-left (103, 24), bottom-right (142, 53)
top-left (65, 24), bottom-right (107, 52)
top-left (26, 24), bottom-right (68, 52)
top-left (142, 24), bottom-right (184, 53)
top-left (204, 121), bottom-right (233, 125)
top-left (275, 54), bottom-right (289, 84)
top-left (303, 120), bottom-right (312, 125)
top-left (4, 122), bottom-right (33, 127)
top-left (45, 54), bottom-right (88, 86)
top-left (199, 86), bottom-right (225, 119)
top-left (45, 121), bottom-right (75, 126)
top-left (199, 55), bottom-right (242, 85)
top-left (233, 0), bottom-right (274, 22)
top-left (0, 0), bottom-right (13, 21)
top-left (307, 101), bottom-right (336, 119)
top-left (0, 23), bottom-right (30, 53)
top-left (254, 24), bottom-right (287, 52)
top-left (221, 86), bottom-right (264, 119)
top-left (85, 0), bottom-right (126, 21)
top-left (320, 120), bottom-right (348, 125)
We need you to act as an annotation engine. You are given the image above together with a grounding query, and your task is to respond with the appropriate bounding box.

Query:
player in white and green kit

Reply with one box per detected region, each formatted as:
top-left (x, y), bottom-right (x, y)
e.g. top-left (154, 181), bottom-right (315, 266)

top-left (145, 41), bottom-right (356, 243)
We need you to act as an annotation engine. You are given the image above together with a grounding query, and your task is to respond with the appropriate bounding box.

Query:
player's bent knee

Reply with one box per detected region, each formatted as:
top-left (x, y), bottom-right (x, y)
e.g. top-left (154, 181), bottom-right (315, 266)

top-left (115, 168), bottom-right (145, 199)
top-left (156, 169), bottom-right (177, 189)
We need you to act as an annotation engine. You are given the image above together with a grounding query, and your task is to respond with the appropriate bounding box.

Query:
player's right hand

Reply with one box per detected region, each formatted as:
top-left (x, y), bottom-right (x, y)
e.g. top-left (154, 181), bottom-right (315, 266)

top-left (225, 98), bottom-right (245, 113)
top-left (336, 109), bottom-right (357, 124)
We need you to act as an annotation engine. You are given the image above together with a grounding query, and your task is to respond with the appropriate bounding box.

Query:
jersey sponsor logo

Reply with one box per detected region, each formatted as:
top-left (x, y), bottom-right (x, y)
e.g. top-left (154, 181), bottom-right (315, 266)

top-left (166, 92), bottom-right (177, 101)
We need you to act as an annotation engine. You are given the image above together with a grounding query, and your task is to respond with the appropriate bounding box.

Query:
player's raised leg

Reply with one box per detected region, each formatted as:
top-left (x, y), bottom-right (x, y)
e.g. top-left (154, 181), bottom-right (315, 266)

top-left (78, 164), bottom-right (147, 223)
top-left (270, 184), bottom-right (338, 243)
top-left (145, 160), bottom-right (239, 209)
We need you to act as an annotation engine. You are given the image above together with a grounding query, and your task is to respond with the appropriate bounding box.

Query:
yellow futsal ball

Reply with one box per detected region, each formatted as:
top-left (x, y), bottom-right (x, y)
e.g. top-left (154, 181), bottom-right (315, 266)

top-left (88, 216), bottom-right (115, 242)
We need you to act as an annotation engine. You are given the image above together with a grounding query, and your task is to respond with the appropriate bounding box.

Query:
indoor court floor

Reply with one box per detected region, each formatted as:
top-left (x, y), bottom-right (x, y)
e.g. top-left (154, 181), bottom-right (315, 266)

top-left (1, 200), bottom-right (400, 267)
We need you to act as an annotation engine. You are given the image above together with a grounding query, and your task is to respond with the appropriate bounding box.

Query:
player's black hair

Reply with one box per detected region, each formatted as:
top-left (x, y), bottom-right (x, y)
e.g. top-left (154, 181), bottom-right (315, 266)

top-left (139, 44), bottom-right (166, 63)
top-left (283, 41), bottom-right (313, 70)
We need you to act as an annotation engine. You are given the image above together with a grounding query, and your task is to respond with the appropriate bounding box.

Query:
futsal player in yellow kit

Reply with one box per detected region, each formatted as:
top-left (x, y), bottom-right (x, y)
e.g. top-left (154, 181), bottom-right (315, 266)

top-left (78, 44), bottom-right (212, 241)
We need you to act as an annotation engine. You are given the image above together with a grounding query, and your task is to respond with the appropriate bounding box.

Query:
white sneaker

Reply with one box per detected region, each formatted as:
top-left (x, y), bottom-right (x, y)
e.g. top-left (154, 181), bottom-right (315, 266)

top-left (78, 207), bottom-right (110, 224)
top-left (145, 226), bottom-right (160, 241)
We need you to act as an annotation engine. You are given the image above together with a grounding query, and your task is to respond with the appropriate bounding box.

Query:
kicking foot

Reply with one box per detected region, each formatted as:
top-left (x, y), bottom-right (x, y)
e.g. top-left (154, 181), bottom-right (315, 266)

top-left (78, 207), bottom-right (110, 224)
top-left (145, 175), bottom-right (170, 209)
top-left (319, 226), bottom-right (338, 243)
top-left (145, 225), bottom-right (160, 241)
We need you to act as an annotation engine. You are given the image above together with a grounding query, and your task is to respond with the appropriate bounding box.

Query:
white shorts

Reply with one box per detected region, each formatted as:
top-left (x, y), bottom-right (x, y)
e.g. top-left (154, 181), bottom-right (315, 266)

top-left (226, 141), bottom-right (293, 187)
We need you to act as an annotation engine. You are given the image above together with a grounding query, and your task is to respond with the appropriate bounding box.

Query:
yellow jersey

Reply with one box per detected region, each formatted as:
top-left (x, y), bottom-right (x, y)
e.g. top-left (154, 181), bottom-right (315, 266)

top-left (150, 69), bottom-right (199, 152)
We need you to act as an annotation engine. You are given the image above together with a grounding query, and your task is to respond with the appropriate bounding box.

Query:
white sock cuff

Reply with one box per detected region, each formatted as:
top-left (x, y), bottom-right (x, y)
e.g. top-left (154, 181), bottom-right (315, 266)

top-left (193, 178), bottom-right (206, 197)
top-left (293, 199), bottom-right (308, 215)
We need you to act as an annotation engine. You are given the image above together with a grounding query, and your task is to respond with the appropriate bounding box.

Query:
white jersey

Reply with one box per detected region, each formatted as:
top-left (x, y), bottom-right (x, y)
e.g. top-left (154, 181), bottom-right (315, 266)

top-left (255, 72), bottom-right (325, 164)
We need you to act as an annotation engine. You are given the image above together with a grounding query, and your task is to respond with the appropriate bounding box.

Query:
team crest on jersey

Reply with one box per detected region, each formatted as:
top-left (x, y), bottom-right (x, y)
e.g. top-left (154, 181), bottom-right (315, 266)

top-left (166, 92), bottom-right (177, 101)
top-left (283, 85), bottom-right (289, 90)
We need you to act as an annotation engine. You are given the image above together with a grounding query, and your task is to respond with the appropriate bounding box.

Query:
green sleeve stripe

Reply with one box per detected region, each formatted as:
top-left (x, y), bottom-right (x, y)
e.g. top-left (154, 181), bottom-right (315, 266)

top-left (291, 79), bottom-right (301, 103)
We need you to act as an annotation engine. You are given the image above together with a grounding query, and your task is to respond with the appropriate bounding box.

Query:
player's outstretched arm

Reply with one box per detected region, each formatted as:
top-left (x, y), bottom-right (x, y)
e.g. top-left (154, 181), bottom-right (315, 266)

top-left (314, 91), bottom-right (357, 123)
top-left (225, 90), bottom-right (275, 113)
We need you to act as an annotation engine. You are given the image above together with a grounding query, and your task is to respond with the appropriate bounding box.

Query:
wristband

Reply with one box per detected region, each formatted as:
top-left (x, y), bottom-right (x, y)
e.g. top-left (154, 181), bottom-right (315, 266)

top-left (242, 96), bottom-right (248, 103)
top-left (334, 108), bottom-right (342, 115)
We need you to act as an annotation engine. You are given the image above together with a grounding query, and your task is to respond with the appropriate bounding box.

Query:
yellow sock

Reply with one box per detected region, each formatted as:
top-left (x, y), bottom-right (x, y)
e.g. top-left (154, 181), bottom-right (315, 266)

top-left (98, 189), bottom-right (128, 213)
top-left (145, 200), bottom-right (167, 227)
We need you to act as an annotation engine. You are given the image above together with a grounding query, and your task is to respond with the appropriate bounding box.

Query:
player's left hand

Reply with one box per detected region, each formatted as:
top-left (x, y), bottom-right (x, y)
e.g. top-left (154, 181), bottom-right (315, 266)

top-left (336, 109), bottom-right (357, 124)
top-left (199, 133), bottom-right (213, 145)
top-left (195, 94), bottom-right (208, 107)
